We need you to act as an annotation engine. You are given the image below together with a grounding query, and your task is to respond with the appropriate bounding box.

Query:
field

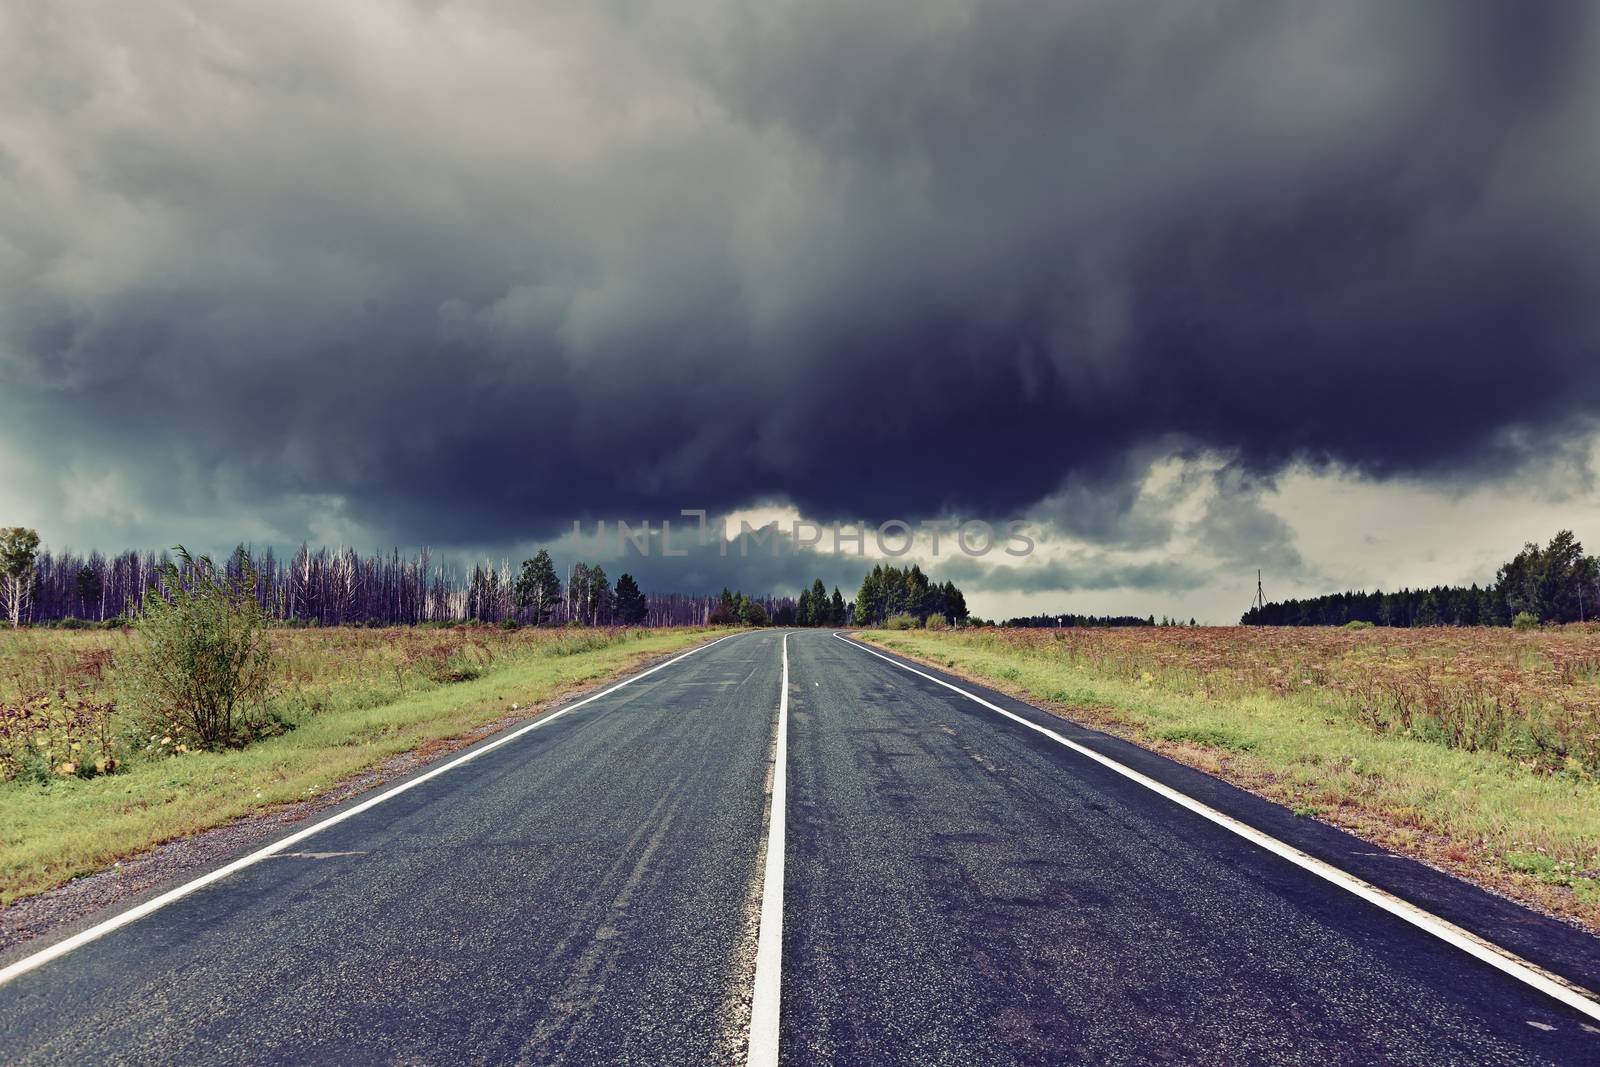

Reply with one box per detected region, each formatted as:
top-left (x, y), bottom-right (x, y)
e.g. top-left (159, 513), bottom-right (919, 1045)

top-left (0, 625), bottom-right (714, 904)
top-left (862, 625), bottom-right (1600, 931)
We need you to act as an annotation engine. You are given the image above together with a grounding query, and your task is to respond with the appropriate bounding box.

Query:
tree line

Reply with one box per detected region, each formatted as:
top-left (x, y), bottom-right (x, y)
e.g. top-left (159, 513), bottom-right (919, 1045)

top-left (1242, 531), bottom-right (1600, 627)
top-left (1003, 613), bottom-right (1196, 628)
top-left (0, 529), bottom-right (978, 632)
top-left (0, 536), bottom-right (775, 629)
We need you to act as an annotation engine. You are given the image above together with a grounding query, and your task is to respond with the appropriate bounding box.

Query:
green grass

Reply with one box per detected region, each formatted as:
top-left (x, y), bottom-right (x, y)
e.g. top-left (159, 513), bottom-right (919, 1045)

top-left (862, 628), bottom-right (1600, 929)
top-left (0, 627), bottom-right (715, 904)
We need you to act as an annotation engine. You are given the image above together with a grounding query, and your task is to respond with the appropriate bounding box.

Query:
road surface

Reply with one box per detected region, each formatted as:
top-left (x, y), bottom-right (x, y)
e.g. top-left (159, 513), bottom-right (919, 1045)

top-left (2, 630), bottom-right (1599, 1065)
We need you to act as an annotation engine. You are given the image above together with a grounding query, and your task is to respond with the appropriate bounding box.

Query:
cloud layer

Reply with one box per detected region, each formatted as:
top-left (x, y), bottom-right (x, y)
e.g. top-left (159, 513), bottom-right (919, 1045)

top-left (2, 1), bottom-right (1597, 608)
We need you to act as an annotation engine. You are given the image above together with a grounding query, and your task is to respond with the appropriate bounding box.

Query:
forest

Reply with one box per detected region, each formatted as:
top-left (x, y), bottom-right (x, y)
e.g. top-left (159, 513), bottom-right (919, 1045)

top-left (0, 532), bottom-right (972, 632)
top-left (0, 538), bottom-right (783, 629)
top-left (1242, 531), bottom-right (1600, 627)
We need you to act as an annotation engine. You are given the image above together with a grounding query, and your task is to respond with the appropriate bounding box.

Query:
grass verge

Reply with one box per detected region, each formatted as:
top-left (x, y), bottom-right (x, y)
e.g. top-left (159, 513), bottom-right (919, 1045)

top-left (0, 627), bottom-right (715, 905)
top-left (861, 629), bottom-right (1600, 934)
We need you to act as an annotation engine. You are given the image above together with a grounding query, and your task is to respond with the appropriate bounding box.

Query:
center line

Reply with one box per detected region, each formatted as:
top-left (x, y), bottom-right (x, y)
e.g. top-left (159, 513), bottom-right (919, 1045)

top-left (747, 632), bottom-right (789, 1067)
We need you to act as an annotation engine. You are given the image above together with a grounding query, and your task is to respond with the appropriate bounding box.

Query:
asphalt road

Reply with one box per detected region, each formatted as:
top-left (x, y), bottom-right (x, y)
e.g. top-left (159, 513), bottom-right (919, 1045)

top-left (782, 633), bottom-right (1600, 1065)
top-left (0, 632), bottom-right (783, 1066)
top-left (3, 629), bottom-right (1600, 1065)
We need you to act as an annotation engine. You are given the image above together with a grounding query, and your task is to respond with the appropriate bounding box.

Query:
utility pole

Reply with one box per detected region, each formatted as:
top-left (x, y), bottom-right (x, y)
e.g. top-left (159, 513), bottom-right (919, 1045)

top-left (1248, 569), bottom-right (1267, 622)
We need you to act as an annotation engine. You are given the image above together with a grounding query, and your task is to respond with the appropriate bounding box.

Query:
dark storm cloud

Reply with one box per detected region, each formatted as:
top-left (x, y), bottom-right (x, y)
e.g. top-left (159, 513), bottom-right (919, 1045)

top-left (2, 1), bottom-right (1598, 557)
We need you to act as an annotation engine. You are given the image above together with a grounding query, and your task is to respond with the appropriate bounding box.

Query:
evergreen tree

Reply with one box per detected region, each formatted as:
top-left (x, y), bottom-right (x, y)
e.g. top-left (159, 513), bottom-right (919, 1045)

top-left (587, 565), bottom-right (611, 625)
top-left (1479, 585), bottom-right (1506, 627)
top-left (904, 566), bottom-right (929, 619)
top-left (709, 586), bottom-right (739, 625)
top-left (880, 564), bottom-right (904, 618)
top-left (466, 564), bottom-right (494, 622)
top-left (613, 572), bottom-right (648, 625)
top-left (514, 550), bottom-right (562, 625)
top-left (944, 581), bottom-right (967, 624)
top-left (809, 578), bottom-right (828, 626)
top-left (854, 566), bottom-right (883, 626)
top-left (1414, 592), bottom-right (1441, 626)
top-left (830, 587), bottom-right (846, 626)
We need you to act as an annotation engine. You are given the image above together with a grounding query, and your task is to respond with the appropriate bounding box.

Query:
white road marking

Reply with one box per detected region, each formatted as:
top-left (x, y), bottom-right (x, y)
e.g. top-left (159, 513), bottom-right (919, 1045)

top-left (747, 632), bottom-right (789, 1067)
top-left (835, 633), bottom-right (1600, 1025)
top-left (0, 631), bottom-right (746, 989)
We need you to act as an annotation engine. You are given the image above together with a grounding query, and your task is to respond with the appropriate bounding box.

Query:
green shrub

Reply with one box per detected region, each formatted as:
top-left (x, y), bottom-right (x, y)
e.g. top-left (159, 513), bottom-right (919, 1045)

top-left (925, 613), bottom-right (949, 630)
top-left (500, 616), bottom-right (520, 631)
top-left (1343, 620), bottom-right (1374, 630)
top-left (884, 613), bottom-right (920, 631)
top-left (1512, 611), bottom-right (1541, 632)
top-left (127, 547), bottom-right (276, 749)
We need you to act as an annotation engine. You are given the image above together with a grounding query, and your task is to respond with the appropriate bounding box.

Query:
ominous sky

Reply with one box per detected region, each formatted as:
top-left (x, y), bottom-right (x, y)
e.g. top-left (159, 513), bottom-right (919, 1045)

top-left (3, 1), bottom-right (1599, 620)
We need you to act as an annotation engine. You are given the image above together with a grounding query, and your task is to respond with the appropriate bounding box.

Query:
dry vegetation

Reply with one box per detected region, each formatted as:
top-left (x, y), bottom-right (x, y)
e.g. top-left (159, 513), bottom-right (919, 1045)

top-left (865, 624), bottom-right (1600, 931)
top-left (964, 625), bottom-right (1600, 775)
top-left (0, 626), bottom-right (658, 783)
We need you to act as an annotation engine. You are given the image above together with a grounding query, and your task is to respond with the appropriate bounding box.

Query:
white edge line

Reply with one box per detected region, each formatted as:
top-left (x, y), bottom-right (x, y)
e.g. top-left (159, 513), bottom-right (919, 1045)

top-left (0, 630), bottom-right (746, 989)
top-left (747, 632), bottom-right (788, 1067)
top-left (834, 632), bottom-right (1600, 1025)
